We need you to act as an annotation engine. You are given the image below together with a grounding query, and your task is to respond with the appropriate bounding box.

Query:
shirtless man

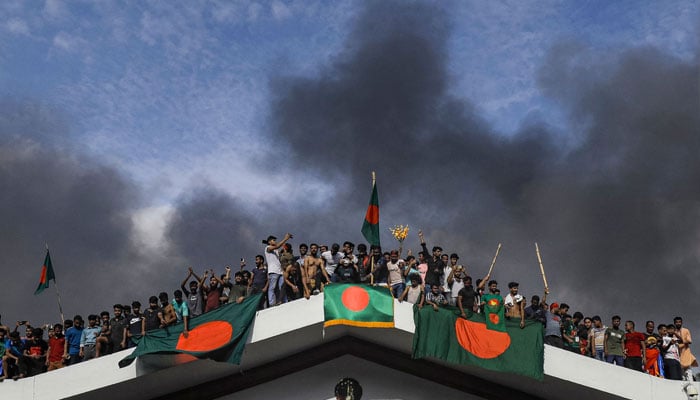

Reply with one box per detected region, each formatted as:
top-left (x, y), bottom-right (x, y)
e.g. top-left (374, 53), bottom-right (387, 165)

top-left (303, 243), bottom-right (331, 297)
top-left (284, 262), bottom-right (307, 300)
top-left (504, 281), bottom-right (526, 328)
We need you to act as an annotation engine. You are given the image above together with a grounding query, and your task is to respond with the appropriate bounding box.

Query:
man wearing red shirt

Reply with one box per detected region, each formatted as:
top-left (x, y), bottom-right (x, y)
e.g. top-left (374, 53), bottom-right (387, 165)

top-left (624, 320), bottom-right (646, 372)
top-left (46, 324), bottom-right (65, 371)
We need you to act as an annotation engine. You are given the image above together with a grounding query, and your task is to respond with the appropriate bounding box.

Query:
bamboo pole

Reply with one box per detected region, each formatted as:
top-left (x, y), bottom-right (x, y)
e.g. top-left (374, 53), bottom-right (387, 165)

top-left (487, 243), bottom-right (502, 276)
top-left (535, 242), bottom-right (549, 291)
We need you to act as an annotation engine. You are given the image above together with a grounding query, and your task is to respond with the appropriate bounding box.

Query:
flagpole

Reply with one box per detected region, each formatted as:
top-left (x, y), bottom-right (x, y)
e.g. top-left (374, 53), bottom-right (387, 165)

top-left (370, 171), bottom-right (376, 285)
top-left (370, 253), bottom-right (375, 285)
top-left (54, 280), bottom-right (65, 325)
top-left (46, 243), bottom-right (65, 324)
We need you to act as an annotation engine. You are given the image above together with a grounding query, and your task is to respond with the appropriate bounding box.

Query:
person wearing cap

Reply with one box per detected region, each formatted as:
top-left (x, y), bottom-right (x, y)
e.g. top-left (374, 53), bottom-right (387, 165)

top-left (263, 233), bottom-right (293, 306)
top-left (335, 256), bottom-right (360, 283)
top-left (644, 335), bottom-right (662, 376)
top-left (543, 302), bottom-right (563, 348)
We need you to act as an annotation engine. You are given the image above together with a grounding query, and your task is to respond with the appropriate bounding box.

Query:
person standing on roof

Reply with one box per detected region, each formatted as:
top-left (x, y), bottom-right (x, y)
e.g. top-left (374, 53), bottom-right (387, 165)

top-left (264, 233), bottom-right (293, 306)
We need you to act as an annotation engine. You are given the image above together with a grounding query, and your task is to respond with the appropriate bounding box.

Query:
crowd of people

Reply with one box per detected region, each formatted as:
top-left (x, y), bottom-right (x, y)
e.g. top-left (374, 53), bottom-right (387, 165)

top-left (1, 230), bottom-right (696, 384)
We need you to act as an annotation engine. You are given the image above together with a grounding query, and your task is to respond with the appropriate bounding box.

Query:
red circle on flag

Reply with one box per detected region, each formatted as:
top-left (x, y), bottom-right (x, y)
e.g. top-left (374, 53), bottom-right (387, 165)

top-left (341, 286), bottom-right (370, 312)
top-left (455, 318), bottom-right (511, 359)
top-left (365, 205), bottom-right (379, 225)
top-left (489, 313), bottom-right (500, 325)
top-left (175, 321), bottom-right (233, 352)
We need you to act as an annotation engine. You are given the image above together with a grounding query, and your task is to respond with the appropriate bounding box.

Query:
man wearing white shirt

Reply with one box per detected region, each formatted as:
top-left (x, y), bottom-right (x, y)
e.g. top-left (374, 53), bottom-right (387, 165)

top-left (264, 233), bottom-right (292, 306)
top-left (321, 243), bottom-right (343, 282)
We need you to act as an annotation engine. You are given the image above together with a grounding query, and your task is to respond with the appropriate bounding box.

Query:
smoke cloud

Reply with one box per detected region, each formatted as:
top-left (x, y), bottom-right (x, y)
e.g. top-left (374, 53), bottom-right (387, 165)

top-left (0, 101), bottom-right (143, 325)
top-left (264, 1), bottom-right (700, 329)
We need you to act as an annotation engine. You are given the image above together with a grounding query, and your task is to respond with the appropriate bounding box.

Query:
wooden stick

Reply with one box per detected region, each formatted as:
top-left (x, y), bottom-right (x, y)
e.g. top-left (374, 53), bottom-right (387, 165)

top-left (487, 243), bottom-right (502, 276)
top-left (535, 242), bottom-right (549, 291)
top-left (371, 171), bottom-right (376, 185)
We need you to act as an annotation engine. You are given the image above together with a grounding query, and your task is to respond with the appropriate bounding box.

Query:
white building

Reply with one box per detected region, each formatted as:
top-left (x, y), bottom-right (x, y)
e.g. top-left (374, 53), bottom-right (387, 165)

top-left (1, 294), bottom-right (698, 400)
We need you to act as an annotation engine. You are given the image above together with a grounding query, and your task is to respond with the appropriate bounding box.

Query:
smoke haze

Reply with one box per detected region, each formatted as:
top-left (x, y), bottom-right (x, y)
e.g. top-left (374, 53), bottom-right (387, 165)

top-left (1, 2), bottom-right (698, 339)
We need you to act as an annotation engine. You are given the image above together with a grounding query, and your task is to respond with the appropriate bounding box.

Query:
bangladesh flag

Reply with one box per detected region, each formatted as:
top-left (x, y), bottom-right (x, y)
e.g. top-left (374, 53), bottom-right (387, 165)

top-left (412, 306), bottom-right (544, 380)
top-left (360, 179), bottom-right (380, 247)
top-left (481, 293), bottom-right (506, 332)
top-left (324, 284), bottom-right (394, 328)
top-left (34, 250), bottom-right (56, 295)
top-left (119, 293), bottom-right (262, 368)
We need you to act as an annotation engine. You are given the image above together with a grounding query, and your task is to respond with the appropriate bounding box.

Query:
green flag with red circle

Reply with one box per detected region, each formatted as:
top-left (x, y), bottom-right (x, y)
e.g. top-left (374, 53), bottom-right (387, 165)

top-left (361, 179), bottom-right (380, 247)
top-left (481, 293), bottom-right (506, 332)
top-left (412, 306), bottom-right (544, 380)
top-left (324, 284), bottom-right (394, 328)
top-left (34, 250), bottom-right (56, 295)
top-left (119, 293), bottom-right (262, 368)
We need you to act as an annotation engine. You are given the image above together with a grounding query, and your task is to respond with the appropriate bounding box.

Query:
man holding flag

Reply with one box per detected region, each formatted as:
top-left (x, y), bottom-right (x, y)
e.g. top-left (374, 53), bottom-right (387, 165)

top-left (361, 172), bottom-right (380, 285)
top-left (361, 172), bottom-right (380, 249)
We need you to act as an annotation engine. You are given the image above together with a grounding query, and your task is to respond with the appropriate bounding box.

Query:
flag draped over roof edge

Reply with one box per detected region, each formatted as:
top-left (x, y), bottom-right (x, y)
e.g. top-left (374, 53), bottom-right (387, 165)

top-left (360, 178), bottom-right (380, 247)
top-left (324, 284), bottom-right (394, 328)
top-left (34, 250), bottom-right (56, 295)
top-left (412, 306), bottom-right (544, 380)
top-left (119, 293), bottom-right (261, 368)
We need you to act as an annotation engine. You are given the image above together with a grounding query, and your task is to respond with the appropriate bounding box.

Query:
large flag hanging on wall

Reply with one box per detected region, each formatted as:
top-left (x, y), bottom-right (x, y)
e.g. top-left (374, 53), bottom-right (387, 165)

top-left (324, 284), bottom-right (394, 328)
top-left (412, 306), bottom-right (544, 380)
top-left (119, 293), bottom-right (261, 368)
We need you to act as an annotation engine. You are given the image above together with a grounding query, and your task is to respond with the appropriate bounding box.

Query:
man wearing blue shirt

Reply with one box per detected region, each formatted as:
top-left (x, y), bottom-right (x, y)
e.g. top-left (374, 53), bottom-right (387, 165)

top-left (172, 290), bottom-right (190, 338)
top-left (64, 315), bottom-right (83, 365)
top-left (80, 315), bottom-right (101, 361)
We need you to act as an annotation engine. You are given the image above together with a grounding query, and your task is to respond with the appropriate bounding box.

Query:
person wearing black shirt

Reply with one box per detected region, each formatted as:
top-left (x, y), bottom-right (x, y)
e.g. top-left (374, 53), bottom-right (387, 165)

top-left (524, 294), bottom-right (547, 326)
top-left (418, 230), bottom-right (444, 290)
